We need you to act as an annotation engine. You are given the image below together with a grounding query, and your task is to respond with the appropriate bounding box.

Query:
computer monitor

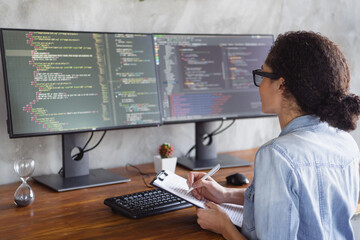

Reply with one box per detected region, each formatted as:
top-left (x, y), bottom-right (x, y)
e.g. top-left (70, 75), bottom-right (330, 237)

top-left (0, 29), bottom-right (161, 191)
top-left (153, 34), bottom-right (274, 170)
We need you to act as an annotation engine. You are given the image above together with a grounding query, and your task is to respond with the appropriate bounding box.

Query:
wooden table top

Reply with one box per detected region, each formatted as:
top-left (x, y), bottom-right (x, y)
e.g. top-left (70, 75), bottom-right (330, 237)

top-left (0, 148), bottom-right (358, 240)
top-left (0, 149), bottom-right (256, 240)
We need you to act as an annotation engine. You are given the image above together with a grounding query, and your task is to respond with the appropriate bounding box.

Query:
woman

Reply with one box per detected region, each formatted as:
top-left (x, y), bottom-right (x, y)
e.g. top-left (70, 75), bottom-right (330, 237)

top-left (187, 31), bottom-right (360, 239)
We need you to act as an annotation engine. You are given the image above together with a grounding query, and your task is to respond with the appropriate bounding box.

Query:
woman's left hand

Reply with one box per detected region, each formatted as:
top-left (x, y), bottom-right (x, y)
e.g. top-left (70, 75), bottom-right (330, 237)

top-left (196, 201), bottom-right (232, 235)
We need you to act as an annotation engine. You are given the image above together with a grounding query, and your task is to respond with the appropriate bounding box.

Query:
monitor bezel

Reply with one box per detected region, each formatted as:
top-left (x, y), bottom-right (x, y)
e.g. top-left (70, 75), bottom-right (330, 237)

top-left (0, 28), bottom-right (163, 138)
top-left (152, 33), bottom-right (275, 125)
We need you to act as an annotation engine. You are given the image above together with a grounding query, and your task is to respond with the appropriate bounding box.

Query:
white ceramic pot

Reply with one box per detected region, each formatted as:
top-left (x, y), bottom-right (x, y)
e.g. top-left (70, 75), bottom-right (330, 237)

top-left (154, 155), bottom-right (177, 174)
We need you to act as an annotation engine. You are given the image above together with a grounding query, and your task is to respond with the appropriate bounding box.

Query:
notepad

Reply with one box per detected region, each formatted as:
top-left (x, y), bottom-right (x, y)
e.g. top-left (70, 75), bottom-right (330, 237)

top-left (151, 170), bottom-right (243, 227)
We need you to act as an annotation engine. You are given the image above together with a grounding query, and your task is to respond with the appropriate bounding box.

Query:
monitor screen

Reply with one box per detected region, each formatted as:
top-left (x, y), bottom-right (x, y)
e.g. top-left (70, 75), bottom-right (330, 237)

top-left (153, 34), bottom-right (274, 123)
top-left (1, 29), bottom-right (161, 138)
top-left (153, 34), bottom-right (274, 170)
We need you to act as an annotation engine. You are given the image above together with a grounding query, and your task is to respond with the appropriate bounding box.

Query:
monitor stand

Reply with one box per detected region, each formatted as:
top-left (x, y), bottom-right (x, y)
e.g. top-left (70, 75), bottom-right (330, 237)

top-left (177, 121), bottom-right (252, 170)
top-left (33, 133), bottom-right (130, 192)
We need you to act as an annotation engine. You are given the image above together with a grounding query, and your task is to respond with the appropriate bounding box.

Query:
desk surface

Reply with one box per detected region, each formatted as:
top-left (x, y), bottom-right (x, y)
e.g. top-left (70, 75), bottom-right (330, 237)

top-left (0, 149), bottom-right (359, 240)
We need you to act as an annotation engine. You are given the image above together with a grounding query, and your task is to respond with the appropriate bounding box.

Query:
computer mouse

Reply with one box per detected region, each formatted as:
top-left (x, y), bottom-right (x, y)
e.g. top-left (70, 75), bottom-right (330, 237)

top-left (226, 173), bottom-right (249, 186)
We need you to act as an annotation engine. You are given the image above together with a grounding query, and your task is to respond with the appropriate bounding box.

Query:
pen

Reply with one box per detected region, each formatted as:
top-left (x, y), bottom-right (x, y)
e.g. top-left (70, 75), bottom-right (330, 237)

top-left (187, 163), bottom-right (221, 194)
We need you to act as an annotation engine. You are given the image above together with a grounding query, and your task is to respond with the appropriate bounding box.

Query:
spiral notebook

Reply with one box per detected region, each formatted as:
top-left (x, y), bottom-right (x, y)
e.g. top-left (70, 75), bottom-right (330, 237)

top-left (150, 170), bottom-right (243, 227)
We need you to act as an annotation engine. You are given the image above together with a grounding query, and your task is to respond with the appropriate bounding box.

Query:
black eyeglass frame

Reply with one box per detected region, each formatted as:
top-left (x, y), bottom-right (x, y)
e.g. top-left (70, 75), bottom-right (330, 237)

top-left (252, 69), bottom-right (280, 87)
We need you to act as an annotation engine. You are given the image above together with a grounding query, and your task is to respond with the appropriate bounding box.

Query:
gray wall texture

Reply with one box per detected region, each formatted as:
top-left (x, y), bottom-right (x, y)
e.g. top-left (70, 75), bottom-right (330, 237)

top-left (0, 0), bottom-right (359, 186)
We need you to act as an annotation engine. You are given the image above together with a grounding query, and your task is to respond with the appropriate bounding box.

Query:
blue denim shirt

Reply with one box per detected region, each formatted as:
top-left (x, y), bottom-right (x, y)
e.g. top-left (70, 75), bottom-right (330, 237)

top-left (241, 115), bottom-right (360, 240)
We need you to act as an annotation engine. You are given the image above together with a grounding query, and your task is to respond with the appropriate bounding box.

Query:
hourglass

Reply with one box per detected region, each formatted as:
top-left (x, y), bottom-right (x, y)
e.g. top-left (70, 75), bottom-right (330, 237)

top-left (14, 157), bottom-right (35, 207)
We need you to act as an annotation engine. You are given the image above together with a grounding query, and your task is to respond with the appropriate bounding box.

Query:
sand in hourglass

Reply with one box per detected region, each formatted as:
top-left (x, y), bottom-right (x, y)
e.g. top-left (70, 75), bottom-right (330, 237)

top-left (14, 158), bottom-right (35, 207)
top-left (14, 193), bottom-right (34, 207)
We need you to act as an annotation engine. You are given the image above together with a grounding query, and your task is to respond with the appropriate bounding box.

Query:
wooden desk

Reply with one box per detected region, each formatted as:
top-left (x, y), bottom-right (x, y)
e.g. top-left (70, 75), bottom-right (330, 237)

top-left (0, 149), bottom-right (359, 239)
top-left (0, 149), bottom-right (255, 240)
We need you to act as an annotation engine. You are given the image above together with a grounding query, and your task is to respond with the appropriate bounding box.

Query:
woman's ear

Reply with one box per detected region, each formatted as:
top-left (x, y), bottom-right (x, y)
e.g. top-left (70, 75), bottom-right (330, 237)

top-left (277, 77), bottom-right (286, 91)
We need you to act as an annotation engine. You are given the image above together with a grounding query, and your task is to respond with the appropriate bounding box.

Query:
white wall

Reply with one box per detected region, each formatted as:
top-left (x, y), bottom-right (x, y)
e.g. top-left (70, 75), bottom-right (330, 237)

top-left (0, 0), bottom-right (359, 185)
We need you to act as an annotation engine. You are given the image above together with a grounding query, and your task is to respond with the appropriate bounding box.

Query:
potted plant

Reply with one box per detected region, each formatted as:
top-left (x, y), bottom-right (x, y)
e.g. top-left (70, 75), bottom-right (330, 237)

top-left (154, 143), bottom-right (177, 174)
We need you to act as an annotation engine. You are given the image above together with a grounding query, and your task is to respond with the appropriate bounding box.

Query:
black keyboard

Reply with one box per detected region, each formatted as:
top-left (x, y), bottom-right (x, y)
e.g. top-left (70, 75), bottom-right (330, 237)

top-left (104, 188), bottom-right (193, 219)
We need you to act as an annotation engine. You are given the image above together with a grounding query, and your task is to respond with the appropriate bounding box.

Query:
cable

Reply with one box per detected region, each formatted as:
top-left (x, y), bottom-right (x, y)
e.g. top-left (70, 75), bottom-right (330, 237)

top-left (82, 132), bottom-right (94, 150)
top-left (185, 120), bottom-right (223, 157)
top-left (82, 131), bottom-right (107, 153)
top-left (209, 120), bottom-right (225, 135)
top-left (71, 131), bottom-right (107, 160)
top-left (58, 166), bottom-right (64, 176)
top-left (58, 131), bottom-right (107, 176)
top-left (184, 146), bottom-right (195, 158)
top-left (185, 119), bottom-right (235, 158)
top-left (212, 119), bottom-right (235, 136)
top-left (70, 132), bottom-right (95, 161)
top-left (126, 164), bottom-right (154, 188)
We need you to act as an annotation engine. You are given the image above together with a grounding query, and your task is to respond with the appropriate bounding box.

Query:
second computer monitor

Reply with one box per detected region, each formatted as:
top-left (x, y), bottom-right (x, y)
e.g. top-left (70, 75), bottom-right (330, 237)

top-left (154, 34), bottom-right (273, 123)
top-left (154, 34), bottom-right (274, 169)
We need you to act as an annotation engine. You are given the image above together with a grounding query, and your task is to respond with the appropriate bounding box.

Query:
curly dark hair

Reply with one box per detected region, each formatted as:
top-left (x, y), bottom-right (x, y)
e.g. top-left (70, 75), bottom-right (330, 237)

top-left (265, 31), bottom-right (360, 131)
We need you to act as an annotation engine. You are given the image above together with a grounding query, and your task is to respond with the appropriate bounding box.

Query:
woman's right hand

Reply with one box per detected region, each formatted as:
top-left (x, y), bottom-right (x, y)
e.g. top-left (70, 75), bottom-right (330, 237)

top-left (187, 171), bottom-right (227, 204)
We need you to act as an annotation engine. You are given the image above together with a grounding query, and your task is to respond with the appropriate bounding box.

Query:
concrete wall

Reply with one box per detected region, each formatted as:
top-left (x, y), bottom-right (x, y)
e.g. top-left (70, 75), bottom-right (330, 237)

top-left (0, 0), bottom-right (359, 185)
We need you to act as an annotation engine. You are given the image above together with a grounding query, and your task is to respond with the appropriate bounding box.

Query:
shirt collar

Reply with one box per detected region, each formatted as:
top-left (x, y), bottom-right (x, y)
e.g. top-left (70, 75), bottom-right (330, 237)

top-left (279, 115), bottom-right (322, 137)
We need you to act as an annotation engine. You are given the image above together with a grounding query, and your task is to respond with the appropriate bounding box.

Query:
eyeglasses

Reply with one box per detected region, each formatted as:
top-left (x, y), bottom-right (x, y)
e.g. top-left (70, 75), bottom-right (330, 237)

top-left (252, 69), bottom-right (280, 87)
